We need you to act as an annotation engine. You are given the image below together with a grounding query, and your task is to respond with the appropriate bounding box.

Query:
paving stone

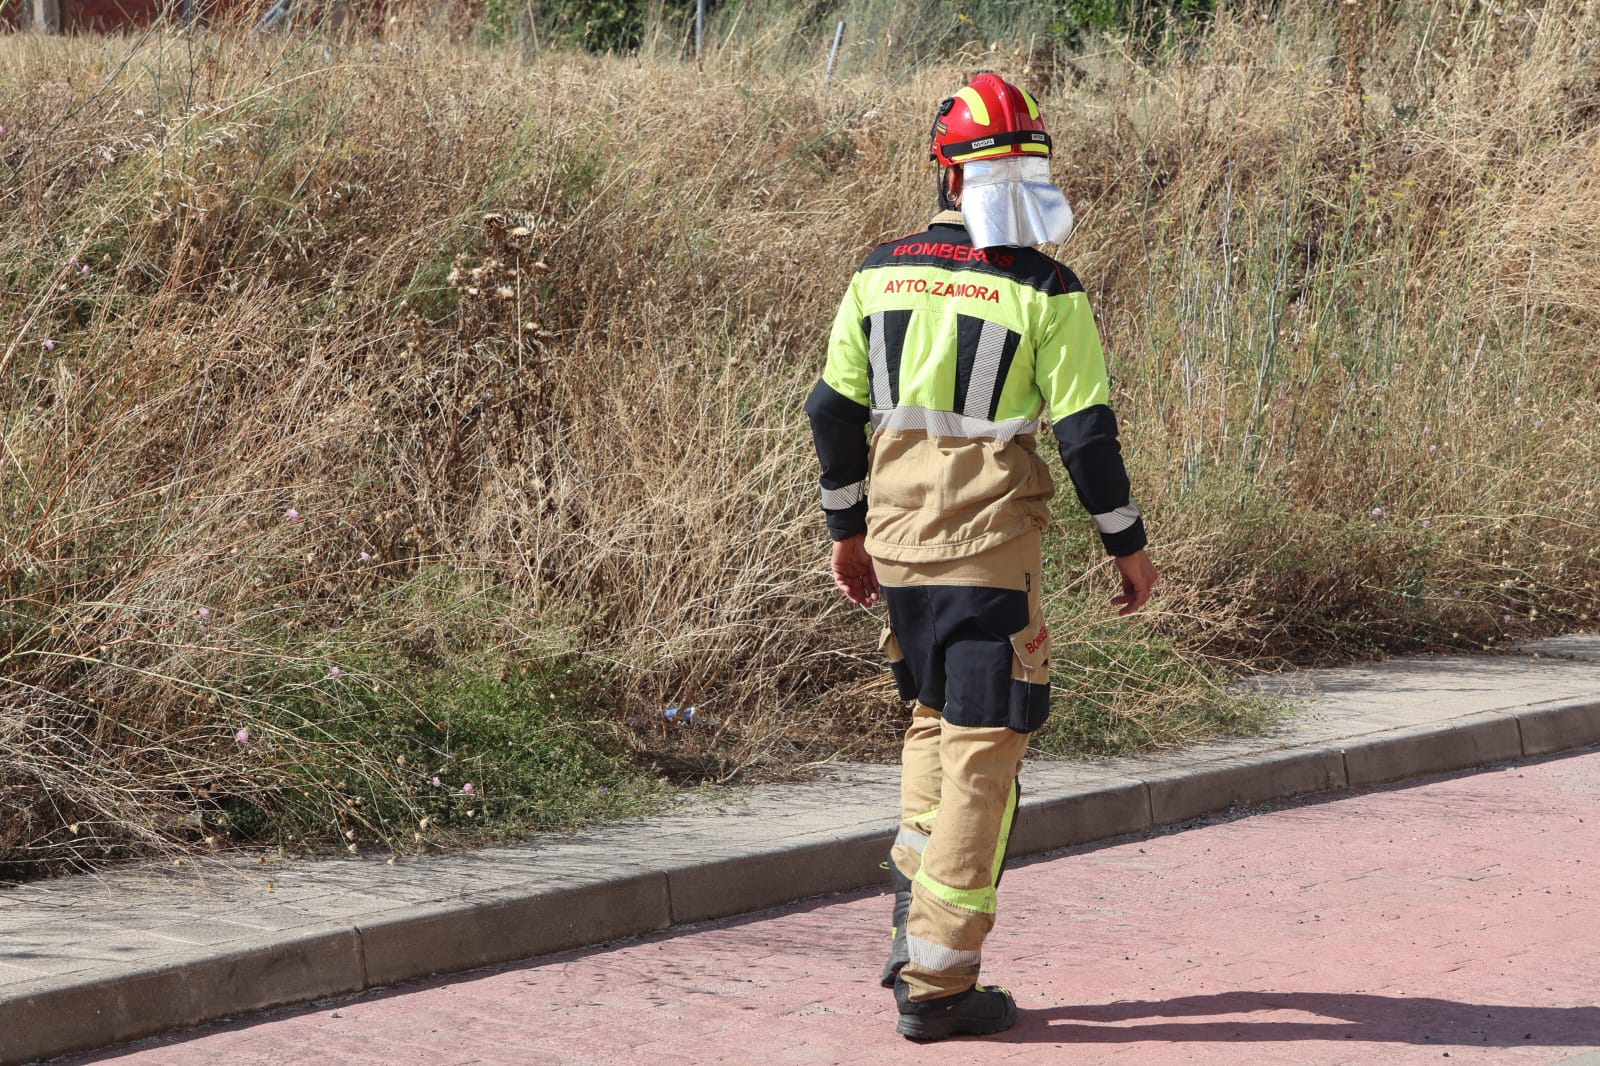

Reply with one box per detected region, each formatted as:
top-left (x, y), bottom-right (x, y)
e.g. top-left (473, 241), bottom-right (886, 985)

top-left (665, 833), bottom-right (889, 925)
top-left (1146, 748), bottom-right (1348, 825)
top-left (3, 924), bottom-right (362, 1066)
top-left (357, 872), bottom-right (671, 987)
top-left (1009, 777), bottom-right (1150, 856)
top-left (1341, 713), bottom-right (1524, 786)
top-left (1517, 699), bottom-right (1600, 757)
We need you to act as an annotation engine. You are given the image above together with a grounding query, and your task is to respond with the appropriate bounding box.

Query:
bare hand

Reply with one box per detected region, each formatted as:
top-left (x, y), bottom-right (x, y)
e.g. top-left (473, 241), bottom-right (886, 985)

top-left (831, 535), bottom-right (880, 608)
top-left (1111, 548), bottom-right (1157, 616)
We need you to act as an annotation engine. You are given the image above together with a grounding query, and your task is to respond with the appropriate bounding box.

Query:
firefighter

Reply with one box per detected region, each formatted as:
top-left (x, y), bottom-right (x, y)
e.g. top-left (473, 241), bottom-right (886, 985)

top-left (805, 73), bottom-right (1157, 1041)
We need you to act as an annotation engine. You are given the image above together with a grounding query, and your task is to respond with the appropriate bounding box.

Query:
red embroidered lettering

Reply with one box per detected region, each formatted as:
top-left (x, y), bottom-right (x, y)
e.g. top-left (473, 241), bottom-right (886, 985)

top-left (883, 276), bottom-right (1006, 303)
top-left (892, 241), bottom-right (1015, 268)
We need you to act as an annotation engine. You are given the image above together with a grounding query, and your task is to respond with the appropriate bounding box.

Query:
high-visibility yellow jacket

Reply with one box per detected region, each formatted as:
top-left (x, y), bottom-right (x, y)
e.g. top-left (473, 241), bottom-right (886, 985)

top-left (806, 212), bottom-right (1146, 562)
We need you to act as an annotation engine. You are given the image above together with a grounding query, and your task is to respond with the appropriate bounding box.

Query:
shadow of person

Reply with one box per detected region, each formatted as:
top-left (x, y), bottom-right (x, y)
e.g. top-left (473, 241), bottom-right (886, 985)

top-left (997, 991), bottom-right (1600, 1047)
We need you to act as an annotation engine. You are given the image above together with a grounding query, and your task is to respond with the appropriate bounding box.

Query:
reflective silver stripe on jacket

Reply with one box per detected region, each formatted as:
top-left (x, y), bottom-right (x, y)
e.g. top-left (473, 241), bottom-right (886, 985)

top-left (906, 934), bottom-right (982, 972)
top-left (821, 481), bottom-right (866, 510)
top-left (961, 319), bottom-right (1011, 421)
top-left (871, 406), bottom-right (1038, 441)
top-left (1092, 502), bottom-right (1141, 534)
top-left (868, 311), bottom-right (893, 409)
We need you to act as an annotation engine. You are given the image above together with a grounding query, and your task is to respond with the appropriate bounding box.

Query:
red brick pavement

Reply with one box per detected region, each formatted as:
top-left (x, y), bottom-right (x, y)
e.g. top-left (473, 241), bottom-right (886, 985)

top-left (87, 751), bottom-right (1600, 1065)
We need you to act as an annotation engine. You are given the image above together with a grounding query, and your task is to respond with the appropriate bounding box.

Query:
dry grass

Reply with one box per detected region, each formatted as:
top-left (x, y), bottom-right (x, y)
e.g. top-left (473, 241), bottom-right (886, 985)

top-left (1056, 0), bottom-right (1600, 662)
top-left (1, 0), bottom-right (1597, 872)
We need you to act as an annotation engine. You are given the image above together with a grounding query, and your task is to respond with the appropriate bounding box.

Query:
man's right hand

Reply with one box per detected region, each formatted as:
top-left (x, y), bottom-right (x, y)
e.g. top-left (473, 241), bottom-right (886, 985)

top-left (830, 535), bottom-right (880, 608)
top-left (1111, 548), bottom-right (1158, 616)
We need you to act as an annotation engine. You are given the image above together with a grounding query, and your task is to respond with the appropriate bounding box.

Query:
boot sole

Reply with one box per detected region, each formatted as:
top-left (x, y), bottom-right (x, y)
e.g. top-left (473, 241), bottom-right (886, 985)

top-left (895, 1000), bottom-right (1018, 1042)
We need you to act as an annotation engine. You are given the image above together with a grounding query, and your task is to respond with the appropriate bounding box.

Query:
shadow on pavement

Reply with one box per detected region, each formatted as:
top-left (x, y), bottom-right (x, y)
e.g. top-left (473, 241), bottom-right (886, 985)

top-left (1006, 991), bottom-right (1600, 1047)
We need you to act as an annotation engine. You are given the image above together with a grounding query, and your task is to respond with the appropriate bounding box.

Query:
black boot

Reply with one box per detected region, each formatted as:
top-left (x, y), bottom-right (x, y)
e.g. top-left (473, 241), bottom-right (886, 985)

top-left (894, 980), bottom-right (1017, 1042)
top-left (879, 863), bottom-right (912, 988)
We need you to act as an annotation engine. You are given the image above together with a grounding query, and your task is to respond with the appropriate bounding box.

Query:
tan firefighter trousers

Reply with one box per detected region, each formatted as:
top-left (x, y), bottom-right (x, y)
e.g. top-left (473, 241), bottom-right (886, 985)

top-left (876, 531), bottom-right (1050, 1002)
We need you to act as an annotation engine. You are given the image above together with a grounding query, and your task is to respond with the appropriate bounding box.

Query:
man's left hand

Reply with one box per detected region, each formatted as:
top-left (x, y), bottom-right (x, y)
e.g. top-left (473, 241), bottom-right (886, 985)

top-left (1111, 548), bottom-right (1158, 616)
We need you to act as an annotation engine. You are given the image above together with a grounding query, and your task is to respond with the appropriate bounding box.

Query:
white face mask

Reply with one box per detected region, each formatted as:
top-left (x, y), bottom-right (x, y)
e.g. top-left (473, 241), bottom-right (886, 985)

top-left (958, 156), bottom-right (1074, 249)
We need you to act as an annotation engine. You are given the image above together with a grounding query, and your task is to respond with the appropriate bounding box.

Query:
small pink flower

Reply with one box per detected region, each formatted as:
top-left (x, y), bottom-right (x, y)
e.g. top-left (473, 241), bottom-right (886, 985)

top-left (42, 338), bottom-right (55, 351)
top-left (79, 265), bottom-right (90, 277)
top-left (359, 551), bottom-right (372, 562)
top-left (329, 665), bottom-right (342, 678)
top-left (431, 776), bottom-right (442, 787)
top-left (1428, 444), bottom-right (1438, 453)
top-left (69, 256), bottom-right (79, 268)
top-left (1453, 590), bottom-right (1463, 598)
top-left (283, 508), bottom-right (301, 522)
top-left (1421, 519), bottom-right (1432, 528)
top-left (461, 783), bottom-right (475, 795)
top-left (1503, 613), bottom-right (1513, 622)
top-left (235, 727), bottom-right (251, 745)
top-left (1371, 507), bottom-right (1385, 517)
top-left (197, 606), bottom-right (212, 621)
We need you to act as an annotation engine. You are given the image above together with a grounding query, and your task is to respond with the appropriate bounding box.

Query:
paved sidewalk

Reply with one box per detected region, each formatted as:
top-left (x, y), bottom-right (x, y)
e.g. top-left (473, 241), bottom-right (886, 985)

top-left (4, 635), bottom-right (1599, 1064)
top-left (72, 737), bottom-right (1600, 1064)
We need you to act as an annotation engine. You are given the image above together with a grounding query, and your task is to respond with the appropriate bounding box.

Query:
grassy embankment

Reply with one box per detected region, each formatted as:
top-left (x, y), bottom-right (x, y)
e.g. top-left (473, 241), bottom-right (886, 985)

top-left (1, 0), bottom-right (1596, 875)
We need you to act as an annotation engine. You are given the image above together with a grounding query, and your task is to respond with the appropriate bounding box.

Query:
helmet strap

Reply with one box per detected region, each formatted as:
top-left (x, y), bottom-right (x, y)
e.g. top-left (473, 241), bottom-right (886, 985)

top-left (936, 166), bottom-right (962, 211)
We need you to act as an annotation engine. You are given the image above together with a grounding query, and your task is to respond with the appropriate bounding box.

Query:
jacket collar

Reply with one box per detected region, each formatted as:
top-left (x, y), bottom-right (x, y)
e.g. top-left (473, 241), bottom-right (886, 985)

top-left (929, 210), bottom-right (966, 229)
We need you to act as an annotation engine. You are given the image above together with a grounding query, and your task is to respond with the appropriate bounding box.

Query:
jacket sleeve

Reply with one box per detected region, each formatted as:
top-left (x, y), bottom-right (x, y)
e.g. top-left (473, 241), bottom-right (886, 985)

top-left (805, 276), bottom-right (872, 542)
top-left (1035, 289), bottom-right (1148, 557)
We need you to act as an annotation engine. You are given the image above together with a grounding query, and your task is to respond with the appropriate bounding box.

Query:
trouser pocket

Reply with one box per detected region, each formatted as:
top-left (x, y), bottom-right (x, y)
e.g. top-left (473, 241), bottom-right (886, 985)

top-left (1007, 611), bottom-right (1051, 733)
top-left (879, 625), bottom-right (919, 701)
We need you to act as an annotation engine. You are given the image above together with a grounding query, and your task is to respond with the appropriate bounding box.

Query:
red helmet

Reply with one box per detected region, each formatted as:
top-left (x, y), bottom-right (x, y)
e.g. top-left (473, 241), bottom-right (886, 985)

top-left (929, 73), bottom-right (1052, 167)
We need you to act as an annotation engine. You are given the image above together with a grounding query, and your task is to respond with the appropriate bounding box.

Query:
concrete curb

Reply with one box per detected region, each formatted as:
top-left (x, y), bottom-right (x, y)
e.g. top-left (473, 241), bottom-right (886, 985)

top-left (7, 925), bottom-right (364, 1066)
top-left (7, 694), bottom-right (1600, 1065)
